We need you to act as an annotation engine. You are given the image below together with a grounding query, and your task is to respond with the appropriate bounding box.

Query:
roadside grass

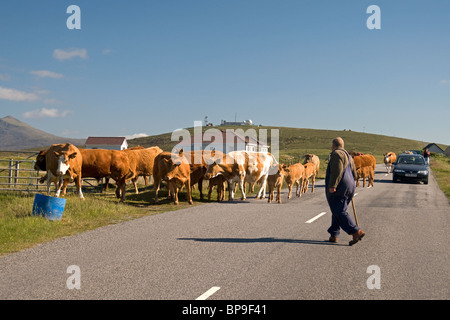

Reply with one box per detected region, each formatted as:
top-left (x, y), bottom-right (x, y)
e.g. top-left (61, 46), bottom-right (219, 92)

top-left (430, 155), bottom-right (450, 202)
top-left (0, 185), bottom-right (203, 256)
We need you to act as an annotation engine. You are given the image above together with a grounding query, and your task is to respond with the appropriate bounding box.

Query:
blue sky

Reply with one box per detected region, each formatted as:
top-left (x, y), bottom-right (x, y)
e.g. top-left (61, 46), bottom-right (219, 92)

top-left (0, 0), bottom-right (449, 145)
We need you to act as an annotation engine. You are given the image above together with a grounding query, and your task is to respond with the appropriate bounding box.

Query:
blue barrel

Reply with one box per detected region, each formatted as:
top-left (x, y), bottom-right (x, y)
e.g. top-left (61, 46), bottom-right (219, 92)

top-left (32, 194), bottom-right (66, 221)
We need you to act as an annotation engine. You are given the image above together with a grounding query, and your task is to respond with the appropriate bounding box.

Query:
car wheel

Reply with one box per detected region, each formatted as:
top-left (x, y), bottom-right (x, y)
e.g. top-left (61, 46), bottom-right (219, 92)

top-left (393, 174), bottom-right (397, 183)
top-left (424, 178), bottom-right (428, 185)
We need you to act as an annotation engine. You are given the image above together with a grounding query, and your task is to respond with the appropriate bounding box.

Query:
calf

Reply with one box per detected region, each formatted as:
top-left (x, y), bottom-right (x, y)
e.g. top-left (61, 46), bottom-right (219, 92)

top-left (356, 166), bottom-right (374, 188)
top-left (303, 154), bottom-right (320, 176)
top-left (353, 154), bottom-right (376, 187)
top-left (283, 163), bottom-right (305, 199)
top-left (204, 151), bottom-right (247, 201)
top-left (185, 150), bottom-right (223, 201)
top-left (153, 150), bottom-right (192, 205)
top-left (207, 175), bottom-right (227, 202)
top-left (303, 162), bottom-right (316, 193)
top-left (267, 164), bottom-right (284, 203)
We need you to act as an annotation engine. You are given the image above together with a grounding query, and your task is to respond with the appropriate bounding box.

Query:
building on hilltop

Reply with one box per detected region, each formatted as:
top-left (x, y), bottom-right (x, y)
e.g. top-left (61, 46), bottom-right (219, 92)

top-left (220, 119), bottom-right (253, 126)
top-left (175, 130), bottom-right (269, 154)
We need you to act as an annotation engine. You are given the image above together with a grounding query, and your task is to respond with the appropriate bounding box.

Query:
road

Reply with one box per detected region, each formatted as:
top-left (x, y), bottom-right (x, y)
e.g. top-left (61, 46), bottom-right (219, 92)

top-left (0, 164), bottom-right (449, 301)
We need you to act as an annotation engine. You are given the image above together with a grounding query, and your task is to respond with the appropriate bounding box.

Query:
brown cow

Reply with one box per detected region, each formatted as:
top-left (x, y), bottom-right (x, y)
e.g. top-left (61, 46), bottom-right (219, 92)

top-left (35, 149), bottom-right (134, 202)
top-left (356, 166), bottom-right (374, 188)
top-left (267, 164), bottom-right (284, 203)
top-left (283, 163), bottom-right (305, 199)
top-left (207, 175), bottom-right (227, 202)
top-left (303, 162), bottom-right (316, 193)
top-left (45, 143), bottom-right (84, 199)
top-left (124, 146), bottom-right (163, 194)
top-left (352, 154), bottom-right (376, 187)
top-left (185, 150), bottom-right (223, 201)
top-left (304, 154), bottom-right (320, 176)
top-left (153, 150), bottom-right (192, 205)
top-left (78, 149), bottom-right (134, 202)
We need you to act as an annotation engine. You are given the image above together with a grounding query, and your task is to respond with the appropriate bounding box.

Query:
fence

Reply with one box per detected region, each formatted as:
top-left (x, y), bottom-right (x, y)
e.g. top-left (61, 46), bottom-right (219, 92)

top-left (0, 151), bottom-right (103, 193)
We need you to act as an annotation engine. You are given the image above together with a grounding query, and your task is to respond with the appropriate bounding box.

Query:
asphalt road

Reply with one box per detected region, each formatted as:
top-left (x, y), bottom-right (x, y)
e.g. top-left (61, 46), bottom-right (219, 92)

top-left (0, 164), bottom-right (449, 301)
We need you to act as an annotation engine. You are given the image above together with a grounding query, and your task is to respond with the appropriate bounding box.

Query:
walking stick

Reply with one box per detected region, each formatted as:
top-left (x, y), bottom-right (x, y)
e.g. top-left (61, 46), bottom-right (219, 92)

top-left (351, 198), bottom-right (359, 227)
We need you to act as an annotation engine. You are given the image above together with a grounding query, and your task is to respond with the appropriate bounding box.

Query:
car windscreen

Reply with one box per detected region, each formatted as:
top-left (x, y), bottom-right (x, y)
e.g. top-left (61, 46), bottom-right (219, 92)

top-left (397, 156), bottom-right (425, 165)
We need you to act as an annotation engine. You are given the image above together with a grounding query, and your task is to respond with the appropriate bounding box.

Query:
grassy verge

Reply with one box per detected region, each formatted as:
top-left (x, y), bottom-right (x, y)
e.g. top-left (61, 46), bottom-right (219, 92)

top-left (430, 155), bottom-right (450, 202)
top-left (0, 185), bottom-right (204, 256)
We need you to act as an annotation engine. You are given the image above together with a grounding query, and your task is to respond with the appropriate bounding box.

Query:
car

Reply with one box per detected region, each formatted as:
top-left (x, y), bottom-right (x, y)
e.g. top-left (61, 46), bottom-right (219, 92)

top-left (392, 154), bottom-right (429, 184)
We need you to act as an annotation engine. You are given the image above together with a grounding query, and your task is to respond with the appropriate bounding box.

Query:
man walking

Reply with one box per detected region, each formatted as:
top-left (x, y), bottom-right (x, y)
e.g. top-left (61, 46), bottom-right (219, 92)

top-left (325, 137), bottom-right (365, 246)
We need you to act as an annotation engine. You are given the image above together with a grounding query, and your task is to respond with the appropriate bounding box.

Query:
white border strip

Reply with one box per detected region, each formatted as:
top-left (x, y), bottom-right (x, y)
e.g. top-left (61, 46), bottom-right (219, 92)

top-left (305, 212), bottom-right (327, 224)
top-left (195, 286), bottom-right (221, 300)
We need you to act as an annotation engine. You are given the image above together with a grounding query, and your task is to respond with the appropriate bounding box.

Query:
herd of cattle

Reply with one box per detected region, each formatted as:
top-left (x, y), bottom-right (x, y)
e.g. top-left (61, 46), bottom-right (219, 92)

top-left (33, 143), bottom-right (396, 205)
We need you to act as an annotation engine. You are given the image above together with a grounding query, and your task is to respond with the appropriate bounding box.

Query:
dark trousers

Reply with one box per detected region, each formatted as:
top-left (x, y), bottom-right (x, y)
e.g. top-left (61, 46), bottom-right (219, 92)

top-left (326, 193), bottom-right (359, 237)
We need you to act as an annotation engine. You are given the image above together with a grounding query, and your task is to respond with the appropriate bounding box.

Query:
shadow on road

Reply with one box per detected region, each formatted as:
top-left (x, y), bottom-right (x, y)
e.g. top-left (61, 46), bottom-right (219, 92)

top-left (178, 237), bottom-right (346, 246)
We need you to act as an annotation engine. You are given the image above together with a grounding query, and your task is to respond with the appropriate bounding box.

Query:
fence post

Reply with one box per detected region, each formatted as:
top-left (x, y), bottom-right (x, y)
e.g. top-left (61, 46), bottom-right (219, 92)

top-left (14, 160), bottom-right (19, 187)
top-left (8, 159), bottom-right (13, 186)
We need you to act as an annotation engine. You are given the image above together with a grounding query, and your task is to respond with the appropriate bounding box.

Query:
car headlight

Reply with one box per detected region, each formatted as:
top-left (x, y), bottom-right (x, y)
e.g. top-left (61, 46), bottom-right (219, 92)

top-left (418, 170), bottom-right (428, 175)
top-left (394, 169), bottom-right (405, 173)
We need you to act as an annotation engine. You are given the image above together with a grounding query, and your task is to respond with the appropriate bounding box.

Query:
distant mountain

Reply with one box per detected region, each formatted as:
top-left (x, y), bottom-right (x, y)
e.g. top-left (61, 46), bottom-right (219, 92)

top-left (0, 115), bottom-right (85, 151)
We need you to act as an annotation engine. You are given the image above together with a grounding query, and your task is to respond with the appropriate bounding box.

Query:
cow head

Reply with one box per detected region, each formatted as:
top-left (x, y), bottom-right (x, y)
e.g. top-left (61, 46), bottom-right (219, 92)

top-left (384, 152), bottom-right (394, 162)
top-left (271, 164), bottom-right (285, 178)
top-left (34, 150), bottom-right (47, 171)
top-left (204, 157), bottom-right (224, 180)
top-left (163, 150), bottom-right (186, 180)
top-left (54, 150), bottom-right (77, 175)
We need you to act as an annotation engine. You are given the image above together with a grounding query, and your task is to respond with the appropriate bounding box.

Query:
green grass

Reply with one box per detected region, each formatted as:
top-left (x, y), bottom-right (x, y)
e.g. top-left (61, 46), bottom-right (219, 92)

top-left (430, 155), bottom-right (450, 202)
top-left (0, 184), bottom-right (204, 256)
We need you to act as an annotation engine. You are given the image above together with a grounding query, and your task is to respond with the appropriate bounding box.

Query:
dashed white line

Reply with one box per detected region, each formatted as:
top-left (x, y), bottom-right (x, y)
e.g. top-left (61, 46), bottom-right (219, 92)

top-left (305, 212), bottom-right (327, 224)
top-left (195, 286), bottom-right (221, 300)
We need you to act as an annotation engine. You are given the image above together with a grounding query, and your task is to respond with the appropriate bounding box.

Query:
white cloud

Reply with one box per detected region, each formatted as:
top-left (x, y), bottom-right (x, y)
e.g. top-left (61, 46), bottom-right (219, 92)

top-left (22, 108), bottom-right (72, 119)
top-left (439, 80), bottom-right (450, 85)
top-left (126, 133), bottom-right (149, 140)
top-left (0, 86), bottom-right (39, 101)
top-left (30, 70), bottom-right (63, 79)
top-left (53, 48), bottom-right (88, 61)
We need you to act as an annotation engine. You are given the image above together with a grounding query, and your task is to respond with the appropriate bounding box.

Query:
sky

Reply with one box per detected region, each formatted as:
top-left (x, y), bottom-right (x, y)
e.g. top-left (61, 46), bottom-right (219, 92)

top-left (0, 0), bottom-right (449, 145)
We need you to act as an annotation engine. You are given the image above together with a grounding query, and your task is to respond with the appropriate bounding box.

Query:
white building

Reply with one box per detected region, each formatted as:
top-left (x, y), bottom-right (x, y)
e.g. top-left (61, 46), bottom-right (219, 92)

top-left (176, 130), bottom-right (269, 154)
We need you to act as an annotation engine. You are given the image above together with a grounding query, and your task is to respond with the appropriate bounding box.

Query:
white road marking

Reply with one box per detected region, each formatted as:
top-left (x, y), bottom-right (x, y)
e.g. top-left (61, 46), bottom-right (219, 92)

top-left (195, 286), bottom-right (221, 300)
top-left (305, 212), bottom-right (327, 224)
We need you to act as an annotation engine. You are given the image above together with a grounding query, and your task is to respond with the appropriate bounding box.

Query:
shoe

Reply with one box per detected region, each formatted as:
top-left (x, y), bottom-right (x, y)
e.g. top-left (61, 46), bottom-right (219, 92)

top-left (349, 230), bottom-right (365, 246)
top-left (328, 236), bottom-right (338, 243)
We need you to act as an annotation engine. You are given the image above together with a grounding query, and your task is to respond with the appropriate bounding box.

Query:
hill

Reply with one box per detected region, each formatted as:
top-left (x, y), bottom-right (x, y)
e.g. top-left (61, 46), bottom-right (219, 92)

top-left (128, 125), bottom-right (446, 166)
top-left (0, 116), bottom-right (85, 151)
